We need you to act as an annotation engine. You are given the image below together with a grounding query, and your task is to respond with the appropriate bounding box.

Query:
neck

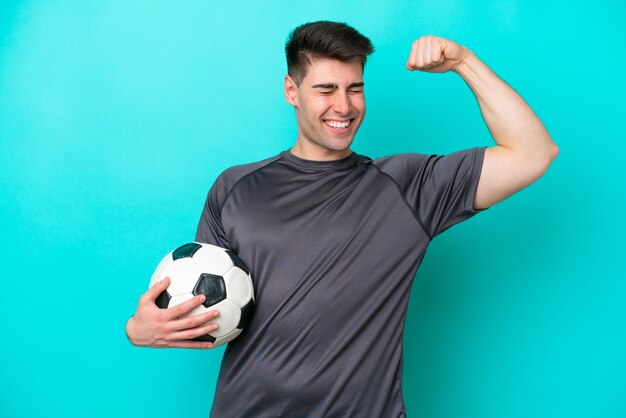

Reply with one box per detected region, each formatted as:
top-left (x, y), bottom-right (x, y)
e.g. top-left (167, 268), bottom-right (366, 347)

top-left (290, 140), bottom-right (352, 161)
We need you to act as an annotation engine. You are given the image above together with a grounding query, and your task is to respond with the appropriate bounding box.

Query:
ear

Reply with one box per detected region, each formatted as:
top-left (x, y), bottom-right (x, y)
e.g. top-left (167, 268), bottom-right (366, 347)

top-left (284, 75), bottom-right (298, 107)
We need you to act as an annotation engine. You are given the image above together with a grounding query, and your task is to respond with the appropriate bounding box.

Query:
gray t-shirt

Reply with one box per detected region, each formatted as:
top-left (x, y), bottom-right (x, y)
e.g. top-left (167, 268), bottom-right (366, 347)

top-left (196, 147), bottom-right (487, 418)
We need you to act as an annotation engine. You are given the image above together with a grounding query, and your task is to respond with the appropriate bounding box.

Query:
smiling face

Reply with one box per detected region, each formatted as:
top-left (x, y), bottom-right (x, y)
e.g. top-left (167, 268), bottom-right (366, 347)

top-left (284, 58), bottom-right (366, 160)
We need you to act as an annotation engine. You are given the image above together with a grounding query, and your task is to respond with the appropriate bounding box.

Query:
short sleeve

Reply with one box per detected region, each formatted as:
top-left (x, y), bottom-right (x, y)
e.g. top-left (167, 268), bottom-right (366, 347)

top-left (195, 175), bottom-right (231, 248)
top-left (415, 146), bottom-right (487, 237)
top-left (373, 146), bottom-right (487, 239)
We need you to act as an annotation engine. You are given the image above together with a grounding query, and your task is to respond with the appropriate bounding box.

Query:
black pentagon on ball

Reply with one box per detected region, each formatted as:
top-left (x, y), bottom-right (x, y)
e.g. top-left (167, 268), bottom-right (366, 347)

top-left (237, 299), bottom-right (255, 329)
top-left (226, 249), bottom-right (250, 275)
top-left (172, 242), bottom-right (202, 260)
top-left (193, 273), bottom-right (226, 307)
top-left (193, 333), bottom-right (216, 343)
top-left (155, 290), bottom-right (171, 309)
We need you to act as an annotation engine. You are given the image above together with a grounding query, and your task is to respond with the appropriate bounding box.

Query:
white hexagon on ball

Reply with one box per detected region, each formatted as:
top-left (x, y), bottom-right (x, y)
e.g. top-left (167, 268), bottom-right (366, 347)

top-left (223, 267), bottom-right (254, 308)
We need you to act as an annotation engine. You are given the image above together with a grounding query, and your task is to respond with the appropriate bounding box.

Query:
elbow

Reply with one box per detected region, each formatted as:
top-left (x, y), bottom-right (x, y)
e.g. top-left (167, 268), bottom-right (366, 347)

top-left (525, 143), bottom-right (559, 175)
top-left (539, 138), bottom-right (559, 165)
top-left (538, 144), bottom-right (559, 174)
top-left (549, 144), bottom-right (560, 161)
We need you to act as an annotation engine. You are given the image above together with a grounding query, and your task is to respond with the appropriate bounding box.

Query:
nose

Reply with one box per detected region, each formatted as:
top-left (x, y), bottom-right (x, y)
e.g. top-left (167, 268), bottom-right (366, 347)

top-left (331, 91), bottom-right (351, 115)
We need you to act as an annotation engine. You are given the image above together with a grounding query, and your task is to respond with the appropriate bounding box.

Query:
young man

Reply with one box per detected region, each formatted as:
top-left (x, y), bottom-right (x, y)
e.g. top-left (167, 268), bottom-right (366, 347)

top-left (127, 21), bottom-right (558, 417)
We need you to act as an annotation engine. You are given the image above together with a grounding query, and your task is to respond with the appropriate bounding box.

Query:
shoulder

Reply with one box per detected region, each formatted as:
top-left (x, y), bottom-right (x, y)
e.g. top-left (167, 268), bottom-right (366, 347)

top-left (216, 153), bottom-right (282, 189)
top-left (370, 153), bottom-right (437, 183)
top-left (202, 153), bottom-right (281, 210)
top-left (372, 153), bottom-right (435, 169)
top-left (369, 148), bottom-right (485, 188)
top-left (371, 148), bottom-right (485, 176)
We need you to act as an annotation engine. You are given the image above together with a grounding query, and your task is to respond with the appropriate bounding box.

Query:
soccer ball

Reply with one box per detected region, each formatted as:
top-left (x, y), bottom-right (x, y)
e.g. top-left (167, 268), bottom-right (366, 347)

top-left (149, 242), bottom-right (255, 347)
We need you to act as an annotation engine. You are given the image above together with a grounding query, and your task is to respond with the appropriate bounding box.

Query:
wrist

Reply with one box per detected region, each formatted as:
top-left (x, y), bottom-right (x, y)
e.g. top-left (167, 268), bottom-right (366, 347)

top-left (453, 49), bottom-right (477, 76)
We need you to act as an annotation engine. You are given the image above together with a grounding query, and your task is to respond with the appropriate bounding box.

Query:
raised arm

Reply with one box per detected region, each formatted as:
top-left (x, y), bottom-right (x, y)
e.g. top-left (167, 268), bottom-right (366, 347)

top-left (406, 35), bottom-right (559, 211)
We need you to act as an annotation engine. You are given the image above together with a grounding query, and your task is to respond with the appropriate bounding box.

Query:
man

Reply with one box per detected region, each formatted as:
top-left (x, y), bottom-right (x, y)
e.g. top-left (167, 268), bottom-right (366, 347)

top-left (127, 21), bottom-right (558, 417)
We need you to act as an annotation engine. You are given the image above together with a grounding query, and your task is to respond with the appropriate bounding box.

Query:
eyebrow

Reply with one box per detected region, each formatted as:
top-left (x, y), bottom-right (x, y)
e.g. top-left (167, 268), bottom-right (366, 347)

top-left (311, 82), bottom-right (365, 89)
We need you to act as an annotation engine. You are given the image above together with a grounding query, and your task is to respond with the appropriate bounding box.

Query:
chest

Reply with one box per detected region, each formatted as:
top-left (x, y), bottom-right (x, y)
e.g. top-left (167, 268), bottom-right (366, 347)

top-left (221, 167), bottom-right (424, 266)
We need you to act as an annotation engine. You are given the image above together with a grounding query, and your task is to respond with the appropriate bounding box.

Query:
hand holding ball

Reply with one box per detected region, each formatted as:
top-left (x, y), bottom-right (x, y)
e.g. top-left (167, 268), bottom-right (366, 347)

top-left (149, 242), bottom-right (256, 348)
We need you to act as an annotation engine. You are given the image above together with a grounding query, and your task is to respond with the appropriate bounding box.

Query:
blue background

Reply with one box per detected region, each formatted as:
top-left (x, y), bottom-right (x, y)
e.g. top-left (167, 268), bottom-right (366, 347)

top-left (1, 1), bottom-right (624, 417)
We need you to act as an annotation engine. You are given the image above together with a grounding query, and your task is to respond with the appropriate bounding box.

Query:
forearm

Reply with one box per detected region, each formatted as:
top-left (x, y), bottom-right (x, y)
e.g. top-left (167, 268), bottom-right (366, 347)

top-left (454, 51), bottom-right (559, 161)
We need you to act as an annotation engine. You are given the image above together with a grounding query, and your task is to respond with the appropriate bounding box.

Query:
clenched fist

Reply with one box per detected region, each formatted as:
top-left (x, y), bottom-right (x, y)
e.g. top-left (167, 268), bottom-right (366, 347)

top-left (406, 35), bottom-right (471, 73)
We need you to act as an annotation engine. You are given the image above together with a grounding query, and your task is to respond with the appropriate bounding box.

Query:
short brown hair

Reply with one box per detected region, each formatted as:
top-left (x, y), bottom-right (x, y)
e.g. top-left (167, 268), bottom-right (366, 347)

top-left (285, 21), bottom-right (375, 86)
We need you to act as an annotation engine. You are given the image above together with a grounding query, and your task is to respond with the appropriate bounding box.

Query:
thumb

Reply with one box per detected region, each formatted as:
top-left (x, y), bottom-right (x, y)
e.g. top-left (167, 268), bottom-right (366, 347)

top-left (145, 276), bottom-right (170, 302)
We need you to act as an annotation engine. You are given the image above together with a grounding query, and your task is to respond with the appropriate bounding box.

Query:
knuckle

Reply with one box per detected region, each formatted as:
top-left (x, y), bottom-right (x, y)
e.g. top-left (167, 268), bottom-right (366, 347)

top-left (155, 310), bottom-right (168, 321)
top-left (191, 319), bottom-right (206, 330)
top-left (154, 338), bottom-right (167, 347)
top-left (155, 324), bottom-right (168, 336)
top-left (183, 297), bottom-right (198, 308)
top-left (180, 331), bottom-right (194, 341)
top-left (163, 331), bottom-right (178, 342)
top-left (169, 305), bottom-right (184, 316)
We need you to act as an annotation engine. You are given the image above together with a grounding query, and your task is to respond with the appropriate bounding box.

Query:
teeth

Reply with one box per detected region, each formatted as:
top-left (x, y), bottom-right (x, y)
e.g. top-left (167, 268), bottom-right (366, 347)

top-left (324, 120), bottom-right (351, 129)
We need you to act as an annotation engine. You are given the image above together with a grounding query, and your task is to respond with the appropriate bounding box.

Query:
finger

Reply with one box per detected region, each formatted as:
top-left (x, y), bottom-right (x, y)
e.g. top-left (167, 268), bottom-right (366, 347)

top-left (168, 340), bottom-right (215, 350)
top-left (416, 37), bottom-right (426, 68)
top-left (424, 37), bottom-right (433, 67)
top-left (432, 37), bottom-right (444, 64)
top-left (171, 321), bottom-right (219, 341)
top-left (142, 276), bottom-right (170, 303)
top-left (170, 309), bottom-right (221, 331)
top-left (165, 293), bottom-right (206, 320)
top-left (406, 39), bottom-right (419, 70)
